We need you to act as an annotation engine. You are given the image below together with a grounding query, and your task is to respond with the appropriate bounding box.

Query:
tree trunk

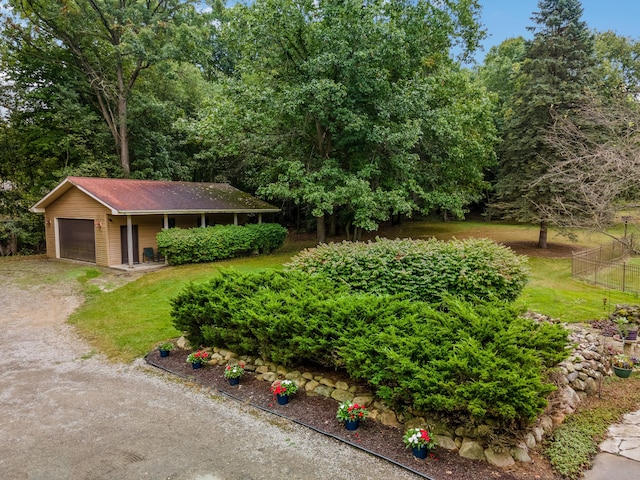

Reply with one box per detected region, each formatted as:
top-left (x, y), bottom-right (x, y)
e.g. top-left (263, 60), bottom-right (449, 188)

top-left (538, 220), bottom-right (548, 249)
top-left (117, 65), bottom-right (130, 177)
top-left (118, 97), bottom-right (130, 177)
top-left (328, 214), bottom-right (337, 237)
top-left (316, 215), bottom-right (326, 244)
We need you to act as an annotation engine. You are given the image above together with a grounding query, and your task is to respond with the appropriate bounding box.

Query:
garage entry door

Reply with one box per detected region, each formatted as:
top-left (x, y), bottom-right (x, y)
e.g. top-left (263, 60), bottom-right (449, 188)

top-left (58, 218), bottom-right (96, 263)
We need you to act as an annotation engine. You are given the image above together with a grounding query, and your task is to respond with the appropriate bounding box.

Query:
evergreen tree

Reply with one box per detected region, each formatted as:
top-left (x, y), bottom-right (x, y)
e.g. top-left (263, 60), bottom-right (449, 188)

top-left (492, 0), bottom-right (596, 247)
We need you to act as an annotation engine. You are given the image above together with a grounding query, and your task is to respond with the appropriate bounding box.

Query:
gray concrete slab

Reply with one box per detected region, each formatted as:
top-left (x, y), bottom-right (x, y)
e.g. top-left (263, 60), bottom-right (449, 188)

top-left (582, 452), bottom-right (640, 480)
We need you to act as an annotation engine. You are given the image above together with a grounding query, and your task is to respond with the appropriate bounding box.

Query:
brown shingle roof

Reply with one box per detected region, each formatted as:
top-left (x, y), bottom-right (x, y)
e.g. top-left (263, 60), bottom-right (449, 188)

top-left (31, 177), bottom-right (280, 214)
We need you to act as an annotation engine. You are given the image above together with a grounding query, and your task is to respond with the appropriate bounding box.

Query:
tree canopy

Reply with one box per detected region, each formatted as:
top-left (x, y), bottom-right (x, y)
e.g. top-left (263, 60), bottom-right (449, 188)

top-left (4, 0), bottom-right (201, 175)
top-left (187, 0), bottom-right (496, 241)
top-left (2, 0), bottom-right (640, 254)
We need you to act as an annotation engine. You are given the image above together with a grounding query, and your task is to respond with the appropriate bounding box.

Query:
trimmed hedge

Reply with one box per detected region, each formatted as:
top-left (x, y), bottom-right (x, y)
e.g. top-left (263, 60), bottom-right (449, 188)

top-left (286, 237), bottom-right (529, 303)
top-left (156, 223), bottom-right (287, 265)
top-left (170, 270), bottom-right (568, 427)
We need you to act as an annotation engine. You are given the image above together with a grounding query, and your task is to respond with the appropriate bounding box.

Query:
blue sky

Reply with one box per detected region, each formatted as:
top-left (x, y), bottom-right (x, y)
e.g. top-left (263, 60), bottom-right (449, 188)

top-left (478, 0), bottom-right (640, 62)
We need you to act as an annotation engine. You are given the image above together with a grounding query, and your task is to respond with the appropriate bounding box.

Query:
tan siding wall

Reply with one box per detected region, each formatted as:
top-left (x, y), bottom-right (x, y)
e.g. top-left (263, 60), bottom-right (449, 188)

top-left (107, 217), bottom-right (126, 265)
top-left (44, 189), bottom-right (110, 266)
top-left (107, 216), bottom-right (164, 266)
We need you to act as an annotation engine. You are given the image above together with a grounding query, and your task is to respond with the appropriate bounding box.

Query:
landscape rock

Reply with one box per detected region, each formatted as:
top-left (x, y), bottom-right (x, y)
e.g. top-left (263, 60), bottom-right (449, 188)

top-left (379, 410), bottom-right (401, 427)
top-left (533, 427), bottom-right (544, 443)
top-left (459, 439), bottom-right (486, 461)
top-left (334, 381), bottom-right (349, 391)
top-left (539, 416), bottom-right (553, 432)
top-left (551, 412), bottom-right (566, 426)
top-left (262, 372), bottom-right (277, 382)
top-left (584, 377), bottom-right (598, 395)
top-left (305, 380), bottom-right (319, 392)
top-left (524, 433), bottom-right (536, 449)
top-left (314, 385), bottom-right (334, 398)
top-left (512, 447), bottom-right (532, 463)
top-left (285, 370), bottom-right (303, 380)
top-left (330, 388), bottom-right (354, 403)
top-left (403, 417), bottom-right (425, 430)
top-left (352, 394), bottom-right (374, 406)
top-left (485, 448), bottom-right (515, 467)
top-left (318, 377), bottom-right (336, 388)
top-left (434, 435), bottom-right (457, 450)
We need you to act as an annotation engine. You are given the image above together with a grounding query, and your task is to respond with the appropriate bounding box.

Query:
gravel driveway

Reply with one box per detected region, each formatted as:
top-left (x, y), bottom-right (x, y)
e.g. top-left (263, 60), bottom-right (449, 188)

top-left (0, 258), bottom-right (418, 480)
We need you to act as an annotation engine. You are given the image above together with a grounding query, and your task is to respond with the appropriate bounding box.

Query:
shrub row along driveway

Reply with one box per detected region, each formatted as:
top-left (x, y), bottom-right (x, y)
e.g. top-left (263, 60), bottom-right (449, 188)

top-left (0, 259), bottom-right (417, 480)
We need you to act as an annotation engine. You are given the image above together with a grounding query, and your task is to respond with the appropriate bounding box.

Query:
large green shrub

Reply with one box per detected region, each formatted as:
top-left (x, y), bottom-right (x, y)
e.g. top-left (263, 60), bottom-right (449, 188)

top-left (286, 237), bottom-right (529, 302)
top-left (170, 270), bottom-right (567, 427)
top-left (339, 298), bottom-right (568, 426)
top-left (171, 270), bottom-right (351, 362)
top-left (156, 223), bottom-right (287, 265)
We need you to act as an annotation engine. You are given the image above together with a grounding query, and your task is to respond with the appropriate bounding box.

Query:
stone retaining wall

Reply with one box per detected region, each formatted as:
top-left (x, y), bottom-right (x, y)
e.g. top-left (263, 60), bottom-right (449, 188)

top-left (179, 320), bottom-right (631, 468)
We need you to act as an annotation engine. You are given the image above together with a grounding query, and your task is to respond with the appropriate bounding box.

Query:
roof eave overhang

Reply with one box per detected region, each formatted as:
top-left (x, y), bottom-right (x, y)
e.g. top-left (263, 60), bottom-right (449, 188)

top-left (113, 208), bottom-right (281, 215)
top-left (30, 178), bottom-right (74, 213)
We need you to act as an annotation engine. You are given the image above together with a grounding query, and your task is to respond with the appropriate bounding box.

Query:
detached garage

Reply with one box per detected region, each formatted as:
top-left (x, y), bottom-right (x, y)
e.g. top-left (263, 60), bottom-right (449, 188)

top-left (30, 177), bottom-right (280, 268)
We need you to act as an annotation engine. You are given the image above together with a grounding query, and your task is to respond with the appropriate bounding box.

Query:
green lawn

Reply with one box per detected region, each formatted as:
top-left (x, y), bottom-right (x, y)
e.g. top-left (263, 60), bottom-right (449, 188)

top-left (519, 256), bottom-right (637, 322)
top-left (69, 220), bottom-right (640, 362)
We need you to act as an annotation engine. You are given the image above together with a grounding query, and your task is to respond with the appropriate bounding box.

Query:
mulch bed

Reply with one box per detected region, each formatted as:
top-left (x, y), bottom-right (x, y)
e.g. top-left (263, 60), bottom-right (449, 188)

top-left (147, 349), bottom-right (560, 480)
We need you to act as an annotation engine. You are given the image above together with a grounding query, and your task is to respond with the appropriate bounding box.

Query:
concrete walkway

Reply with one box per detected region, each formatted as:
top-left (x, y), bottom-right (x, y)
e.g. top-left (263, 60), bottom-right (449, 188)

top-left (582, 410), bottom-right (640, 479)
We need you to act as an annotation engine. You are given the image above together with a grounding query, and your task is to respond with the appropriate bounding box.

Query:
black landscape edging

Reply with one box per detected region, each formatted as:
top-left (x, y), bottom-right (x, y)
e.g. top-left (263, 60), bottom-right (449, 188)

top-left (145, 353), bottom-right (435, 480)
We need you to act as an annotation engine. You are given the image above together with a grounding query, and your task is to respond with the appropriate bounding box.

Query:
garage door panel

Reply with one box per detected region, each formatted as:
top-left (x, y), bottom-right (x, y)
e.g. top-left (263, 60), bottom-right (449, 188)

top-left (59, 219), bottom-right (96, 263)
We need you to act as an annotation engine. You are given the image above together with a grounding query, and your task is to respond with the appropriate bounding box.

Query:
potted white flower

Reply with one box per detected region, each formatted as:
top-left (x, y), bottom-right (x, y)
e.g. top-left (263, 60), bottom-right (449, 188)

top-left (403, 427), bottom-right (437, 459)
top-left (336, 402), bottom-right (368, 430)
top-left (223, 362), bottom-right (245, 385)
top-left (270, 380), bottom-right (298, 405)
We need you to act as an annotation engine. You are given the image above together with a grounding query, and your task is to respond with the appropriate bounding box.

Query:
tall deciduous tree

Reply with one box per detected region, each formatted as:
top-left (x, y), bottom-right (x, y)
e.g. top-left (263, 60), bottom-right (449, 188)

top-left (492, 0), bottom-right (596, 247)
top-left (200, 0), bottom-right (495, 242)
top-left (476, 37), bottom-right (526, 133)
top-left (594, 31), bottom-right (640, 98)
top-left (539, 94), bottom-right (640, 236)
top-left (4, 0), bottom-right (199, 176)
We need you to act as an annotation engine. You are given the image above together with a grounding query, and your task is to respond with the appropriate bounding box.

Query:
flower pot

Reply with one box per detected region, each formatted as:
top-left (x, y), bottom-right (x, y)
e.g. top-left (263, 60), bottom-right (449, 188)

top-left (625, 330), bottom-right (638, 341)
top-left (159, 349), bottom-right (170, 358)
top-left (276, 394), bottom-right (289, 405)
top-left (228, 377), bottom-right (240, 386)
top-left (344, 419), bottom-right (360, 431)
top-left (192, 361), bottom-right (202, 370)
top-left (412, 446), bottom-right (428, 459)
top-left (614, 366), bottom-right (633, 378)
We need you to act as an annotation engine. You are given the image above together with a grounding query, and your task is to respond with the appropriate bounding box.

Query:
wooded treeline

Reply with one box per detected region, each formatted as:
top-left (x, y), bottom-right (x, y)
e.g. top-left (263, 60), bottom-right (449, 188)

top-left (1, 0), bottom-right (639, 253)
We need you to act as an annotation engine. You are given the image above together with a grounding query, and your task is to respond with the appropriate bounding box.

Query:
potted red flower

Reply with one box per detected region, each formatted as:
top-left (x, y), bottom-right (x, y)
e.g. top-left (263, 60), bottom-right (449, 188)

top-left (186, 350), bottom-right (210, 369)
top-left (270, 380), bottom-right (298, 405)
top-left (403, 427), bottom-right (437, 459)
top-left (336, 402), bottom-right (368, 430)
